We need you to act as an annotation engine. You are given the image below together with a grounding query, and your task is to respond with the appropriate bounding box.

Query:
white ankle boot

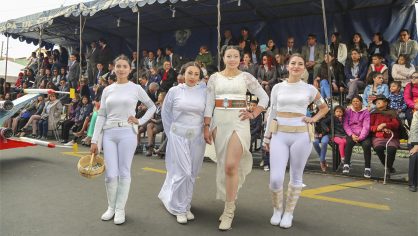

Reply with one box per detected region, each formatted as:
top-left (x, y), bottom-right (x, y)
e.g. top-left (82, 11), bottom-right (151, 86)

top-left (280, 184), bottom-right (303, 229)
top-left (219, 201), bottom-right (236, 231)
top-left (176, 214), bottom-right (188, 224)
top-left (270, 189), bottom-right (284, 226)
top-left (101, 180), bottom-right (118, 221)
top-left (186, 211), bottom-right (195, 220)
top-left (114, 179), bottom-right (131, 225)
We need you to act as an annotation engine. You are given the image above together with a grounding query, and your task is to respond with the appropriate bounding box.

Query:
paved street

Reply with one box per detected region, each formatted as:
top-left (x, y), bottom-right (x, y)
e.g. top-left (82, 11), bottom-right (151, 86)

top-left (1, 145), bottom-right (417, 236)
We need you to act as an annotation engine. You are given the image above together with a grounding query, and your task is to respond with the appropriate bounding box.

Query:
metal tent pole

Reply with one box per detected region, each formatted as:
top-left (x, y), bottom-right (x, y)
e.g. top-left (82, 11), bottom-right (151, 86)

top-left (217, 0), bottom-right (221, 70)
top-left (136, 10), bottom-right (140, 84)
top-left (4, 23), bottom-right (10, 91)
top-left (321, 0), bottom-right (336, 171)
top-left (79, 14), bottom-right (83, 80)
top-left (37, 26), bottom-right (43, 75)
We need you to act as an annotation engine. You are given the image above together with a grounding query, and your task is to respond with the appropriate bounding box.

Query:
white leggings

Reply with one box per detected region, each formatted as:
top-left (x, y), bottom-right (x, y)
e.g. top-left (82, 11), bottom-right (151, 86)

top-left (102, 127), bottom-right (137, 182)
top-left (269, 117), bottom-right (312, 191)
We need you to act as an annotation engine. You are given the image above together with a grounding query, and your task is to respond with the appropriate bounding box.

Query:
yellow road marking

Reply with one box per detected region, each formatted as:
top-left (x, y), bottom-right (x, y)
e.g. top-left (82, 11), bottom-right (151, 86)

top-left (301, 180), bottom-right (390, 211)
top-left (142, 167), bottom-right (167, 174)
top-left (62, 151), bottom-right (90, 158)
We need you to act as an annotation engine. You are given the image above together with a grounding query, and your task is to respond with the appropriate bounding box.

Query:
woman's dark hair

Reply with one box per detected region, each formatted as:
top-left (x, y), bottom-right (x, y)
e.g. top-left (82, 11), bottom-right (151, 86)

top-left (351, 95), bottom-right (363, 103)
top-left (81, 95), bottom-right (90, 103)
top-left (366, 71), bottom-right (383, 85)
top-left (331, 32), bottom-right (341, 44)
top-left (334, 105), bottom-right (345, 113)
top-left (113, 54), bottom-right (131, 69)
top-left (221, 45), bottom-right (241, 58)
top-left (397, 54), bottom-right (411, 69)
top-left (180, 61), bottom-right (203, 80)
top-left (374, 32), bottom-right (383, 41)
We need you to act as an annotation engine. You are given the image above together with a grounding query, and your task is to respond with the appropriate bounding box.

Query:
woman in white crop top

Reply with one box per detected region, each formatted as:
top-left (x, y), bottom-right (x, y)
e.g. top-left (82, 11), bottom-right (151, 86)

top-left (90, 55), bottom-right (156, 225)
top-left (204, 46), bottom-right (269, 230)
top-left (263, 54), bottom-right (329, 229)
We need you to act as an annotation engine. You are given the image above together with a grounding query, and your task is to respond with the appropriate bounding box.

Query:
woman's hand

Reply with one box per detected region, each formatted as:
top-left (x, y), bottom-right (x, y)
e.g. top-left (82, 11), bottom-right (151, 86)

top-left (128, 115), bottom-right (139, 124)
top-left (90, 143), bottom-right (98, 155)
top-left (204, 127), bottom-right (212, 145)
top-left (410, 145), bottom-right (418, 155)
top-left (239, 109), bottom-right (254, 121)
top-left (303, 116), bottom-right (316, 123)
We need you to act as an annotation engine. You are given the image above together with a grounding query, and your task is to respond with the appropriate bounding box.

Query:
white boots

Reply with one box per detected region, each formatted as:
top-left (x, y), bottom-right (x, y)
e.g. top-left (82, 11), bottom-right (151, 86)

top-left (101, 180), bottom-right (118, 221)
top-left (218, 201), bottom-right (236, 230)
top-left (270, 189), bottom-right (284, 225)
top-left (101, 178), bottom-right (131, 225)
top-left (114, 179), bottom-right (131, 224)
top-left (279, 184), bottom-right (303, 229)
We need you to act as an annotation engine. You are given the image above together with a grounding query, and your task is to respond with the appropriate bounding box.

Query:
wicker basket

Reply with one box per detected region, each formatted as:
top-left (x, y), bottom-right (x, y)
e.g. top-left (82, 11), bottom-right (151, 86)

top-left (77, 154), bottom-right (105, 179)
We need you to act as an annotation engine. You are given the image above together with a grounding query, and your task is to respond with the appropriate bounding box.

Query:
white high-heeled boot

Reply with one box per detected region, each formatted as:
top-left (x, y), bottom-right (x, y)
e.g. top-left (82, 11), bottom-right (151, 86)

top-left (280, 184), bottom-right (303, 229)
top-left (114, 179), bottom-right (131, 225)
top-left (218, 201), bottom-right (236, 231)
top-left (270, 188), bottom-right (284, 226)
top-left (101, 180), bottom-right (118, 221)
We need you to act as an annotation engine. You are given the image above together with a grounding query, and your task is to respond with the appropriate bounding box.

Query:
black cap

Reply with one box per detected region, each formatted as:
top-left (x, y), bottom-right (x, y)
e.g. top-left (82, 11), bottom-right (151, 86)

top-left (372, 95), bottom-right (389, 104)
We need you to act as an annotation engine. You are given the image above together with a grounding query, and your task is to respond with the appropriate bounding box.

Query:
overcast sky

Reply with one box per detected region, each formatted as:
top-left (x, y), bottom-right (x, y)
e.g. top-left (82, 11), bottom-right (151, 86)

top-left (0, 1), bottom-right (417, 59)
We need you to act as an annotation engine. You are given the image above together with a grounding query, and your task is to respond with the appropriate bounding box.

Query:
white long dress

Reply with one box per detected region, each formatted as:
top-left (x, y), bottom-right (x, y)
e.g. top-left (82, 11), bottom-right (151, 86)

top-left (158, 83), bottom-right (207, 215)
top-left (205, 72), bottom-right (269, 201)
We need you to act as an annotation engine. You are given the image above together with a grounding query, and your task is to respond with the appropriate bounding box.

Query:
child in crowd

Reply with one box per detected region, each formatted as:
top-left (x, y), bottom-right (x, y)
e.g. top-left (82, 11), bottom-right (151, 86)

top-left (313, 110), bottom-right (330, 172)
top-left (249, 100), bottom-right (262, 152)
top-left (388, 81), bottom-right (407, 121)
top-left (261, 106), bottom-right (271, 171)
top-left (366, 53), bottom-right (389, 84)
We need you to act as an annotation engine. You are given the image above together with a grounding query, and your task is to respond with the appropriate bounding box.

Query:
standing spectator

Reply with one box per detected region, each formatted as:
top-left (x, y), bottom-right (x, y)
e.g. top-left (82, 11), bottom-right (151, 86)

top-left (59, 47), bottom-right (69, 68)
top-left (362, 72), bottom-right (389, 110)
top-left (97, 38), bottom-right (113, 66)
top-left (160, 61), bottom-right (177, 92)
top-left (329, 32), bottom-right (348, 65)
top-left (257, 55), bottom-right (276, 95)
top-left (94, 63), bottom-right (106, 85)
top-left (347, 33), bottom-right (368, 60)
top-left (301, 33), bottom-right (325, 84)
top-left (390, 29), bottom-right (418, 66)
top-left (366, 54), bottom-right (389, 84)
top-left (391, 54), bottom-right (416, 87)
top-left (250, 40), bottom-right (261, 65)
top-left (87, 41), bottom-right (100, 86)
top-left (67, 53), bottom-right (80, 88)
top-left (165, 46), bottom-right (181, 71)
top-left (388, 81), bottom-right (407, 120)
top-left (342, 95), bottom-right (372, 177)
top-left (344, 49), bottom-right (369, 101)
top-left (195, 45), bottom-right (213, 68)
top-left (221, 29), bottom-right (237, 47)
top-left (370, 95), bottom-right (400, 178)
top-left (408, 111), bottom-right (418, 192)
top-left (368, 32), bottom-right (390, 63)
top-left (279, 36), bottom-right (299, 62)
top-left (239, 27), bottom-right (252, 54)
top-left (404, 72), bottom-right (418, 125)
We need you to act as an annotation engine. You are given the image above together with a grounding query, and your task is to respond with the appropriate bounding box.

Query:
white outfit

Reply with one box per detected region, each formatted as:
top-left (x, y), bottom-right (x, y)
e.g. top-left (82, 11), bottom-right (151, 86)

top-left (391, 63), bottom-right (415, 87)
top-left (158, 83), bottom-right (207, 215)
top-left (205, 72), bottom-right (269, 200)
top-left (265, 80), bottom-right (319, 190)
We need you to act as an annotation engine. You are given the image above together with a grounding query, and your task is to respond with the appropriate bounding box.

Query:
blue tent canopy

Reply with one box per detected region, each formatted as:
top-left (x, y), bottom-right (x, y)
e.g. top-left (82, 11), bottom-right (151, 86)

top-left (0, 0), bottom-right (416, 59)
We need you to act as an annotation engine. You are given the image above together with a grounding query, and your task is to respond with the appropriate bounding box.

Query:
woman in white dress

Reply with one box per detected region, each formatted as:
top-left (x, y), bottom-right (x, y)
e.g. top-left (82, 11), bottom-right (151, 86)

top-left (158, 62), bottom-right (207, 224)
top-left (204, 46), bottom-right (269, 230)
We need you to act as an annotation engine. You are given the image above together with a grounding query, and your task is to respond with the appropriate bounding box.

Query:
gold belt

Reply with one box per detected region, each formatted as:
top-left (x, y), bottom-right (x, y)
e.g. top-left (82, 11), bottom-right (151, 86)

top-left (270, 120), bottom-right (315, 142)
top-left (215, 98), bottom-right (247, 109)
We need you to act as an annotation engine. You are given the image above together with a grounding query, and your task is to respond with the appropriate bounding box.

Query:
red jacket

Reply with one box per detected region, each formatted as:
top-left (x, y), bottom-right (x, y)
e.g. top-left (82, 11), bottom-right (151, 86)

top-left (370, 112), bottom-right (400, 139)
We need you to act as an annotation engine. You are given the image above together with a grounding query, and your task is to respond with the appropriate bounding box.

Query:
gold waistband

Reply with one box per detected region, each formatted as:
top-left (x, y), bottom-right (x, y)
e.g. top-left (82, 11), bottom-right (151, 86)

top-left (215, 98), bottom-right (247, 109)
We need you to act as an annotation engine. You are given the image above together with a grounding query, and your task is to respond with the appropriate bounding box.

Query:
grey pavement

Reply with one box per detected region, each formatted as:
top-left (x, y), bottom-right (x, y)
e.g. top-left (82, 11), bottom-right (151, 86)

top-left (1, 145), bottom-right (417, 236)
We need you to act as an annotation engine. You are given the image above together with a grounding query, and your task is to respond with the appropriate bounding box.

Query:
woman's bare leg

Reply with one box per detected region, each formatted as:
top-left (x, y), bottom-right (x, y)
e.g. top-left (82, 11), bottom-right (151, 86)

top-left (224, 131), bottom-right (243, 202)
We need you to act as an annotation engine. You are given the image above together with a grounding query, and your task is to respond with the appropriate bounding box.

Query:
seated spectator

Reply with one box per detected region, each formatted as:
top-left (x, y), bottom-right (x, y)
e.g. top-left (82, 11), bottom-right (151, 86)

top-left (274, 53), bottom-right (288, 82)
top-left (78, 78), bottom-right (90, 99)
top-left (44, 68), bottom-right (52, 82)
top-left (37, 93), bottom-right (63, 139)
top-left (301, 34), bottom-right (325, 83)
top-left (176, 74), bottom-right (185, 85)
top-left (145, 92), bottom-right (166, 156)
top-left (149, 66), bottom-right (162, 84)
top-left (195, 45), bottom-right (213, 67)
top-left (388, 81), bottom-right (407, 120)
top-left (249, 100), bottom-right (262, 150)
top-left (58, 68), bottom-right (67, 83)
top-left (314, 53), bottom-right (345, 101)
top-left (155, 48), bottom-right (166, 70)
top-left (24, 69), bottom-right (36, 88)
top-left (34, 68), bottom-right (46, 88)
top-left (94, 63), bottom-right (106, 85)
top-left (160, 61), bottom-right (176, 92)
top-left (147, 82), bottom-right (160, 103)
top-left (51, 68), bottom-right (60, 87)
top-left (403, 72), bottom-right (418, 125)
top-left (368, 32), bottom-right (390, 63)
top-left (15, 72), bottom-right (24, 90)
top-left (58, 79), bottom-right (71, 104)
top-left (264, 38), bottom-right (279, 57)
top-left (12, 95), bottom-right (42, 134)
top-left (326, 105), bottom-right (348, 165)
top-left (65, 95), bottom-right (93, 145)
top-left (239, 52), bottom-right (258, 77)
top-left (362, 72), bottom-right (389, 110)
top-left (342, 95), bottom-right (372, 178)
top-left (313, 111), bottom-right (330, 172)
top-left (19, 95), bottom-right (45, 137)
top-left (139, 74), bottom-right (150, 91)
top-left (347, 32), bottom-right (368, 60)
top-left (60, 95), bottom-right (80, 143)
top-left (366, 54), bottom-right (389, 84)
top-left (144, 51), bottom-right (156, 70)
top-left (344, 49), bottom-right (368, 101)
top-left (408, 111), bottom-right (418, 192)
top-left (329, 32), bottom-right (348, 65)
top-left (221, 29), bottom-right (237, 47)
top-left (257, 54), bottom-right (276, 95)
top-left (250, 40), bottom-right (261, 65)
top-left (390, 29), bottom-right (418, 66)
top-left (391, 54), bottom-right (415, 87)
top-left (279, 36), bottom-right (299, 62)
top-left (370, 95), bottom-right (400, 178)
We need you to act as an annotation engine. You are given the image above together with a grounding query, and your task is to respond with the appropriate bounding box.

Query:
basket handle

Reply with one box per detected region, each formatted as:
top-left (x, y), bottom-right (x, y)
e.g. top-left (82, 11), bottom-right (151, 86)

top-left (88, 153), bottom-right (95, 175)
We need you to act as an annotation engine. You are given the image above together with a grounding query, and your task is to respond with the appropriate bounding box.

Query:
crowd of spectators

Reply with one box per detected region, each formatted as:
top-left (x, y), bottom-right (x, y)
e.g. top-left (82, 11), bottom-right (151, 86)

top-left (1, 27), bottom-right (417, 181)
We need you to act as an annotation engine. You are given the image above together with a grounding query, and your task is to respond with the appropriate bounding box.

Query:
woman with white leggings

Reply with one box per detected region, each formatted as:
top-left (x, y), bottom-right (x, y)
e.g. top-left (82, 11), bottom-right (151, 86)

top-left (91, 55), bottom-right (156, 225)
top-left (264, 54), bottom-right (329, 229)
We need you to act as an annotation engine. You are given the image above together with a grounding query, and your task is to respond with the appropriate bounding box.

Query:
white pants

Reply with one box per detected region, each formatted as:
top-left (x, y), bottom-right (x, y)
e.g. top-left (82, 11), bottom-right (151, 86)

top-left (102, 127), bottom-right (137, 182)
top-left (269, 117), bottom-right (312, 191)
top-left (158, 130), bottom-right (206, 215)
